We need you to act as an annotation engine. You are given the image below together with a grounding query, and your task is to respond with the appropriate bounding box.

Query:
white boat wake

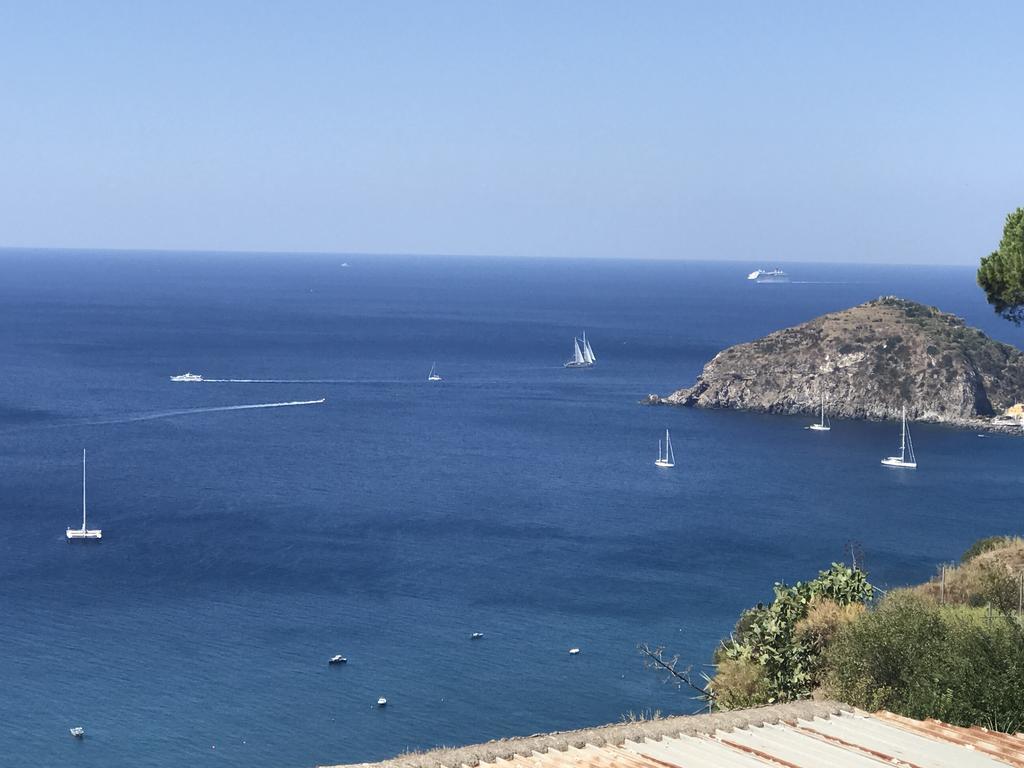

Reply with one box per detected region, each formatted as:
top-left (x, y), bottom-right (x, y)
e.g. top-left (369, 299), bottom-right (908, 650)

top-left (200, 378), bottom-right (396, 384)
top-left (0, 398), bottom-right (327, 434)
top-left (90, 398), bottom-right (327, 425)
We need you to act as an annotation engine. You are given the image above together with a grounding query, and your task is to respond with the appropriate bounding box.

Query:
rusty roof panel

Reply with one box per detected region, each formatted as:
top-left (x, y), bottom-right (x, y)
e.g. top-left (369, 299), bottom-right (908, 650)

top-left (326, 707), bottom-right (1022, 768)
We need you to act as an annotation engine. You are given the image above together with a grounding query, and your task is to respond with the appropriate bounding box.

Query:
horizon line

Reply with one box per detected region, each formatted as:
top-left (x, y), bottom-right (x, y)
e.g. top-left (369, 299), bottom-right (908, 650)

top-left (0, 243), bottom-right (980, 269)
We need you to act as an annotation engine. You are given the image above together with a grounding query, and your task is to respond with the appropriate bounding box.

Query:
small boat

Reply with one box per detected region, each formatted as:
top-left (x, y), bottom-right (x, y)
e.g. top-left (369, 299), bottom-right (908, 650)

top-left (427, 362), bottom-right (442, 382)
top-left (881, 406), bottom-right (918, 469)
top-left (568, 647), bottom-right (581, 655)
top-left (69, 727), bottom-right (85, 738)
top-left (471, 632), bottom-right (484, 640)
top-left (328, 655), bottom-right (347, 665)
top-left (377, 697), bottom-right (388, 707)
top-left (564, 332), bottom-right (596, 368)
top-left (655, 429), bottom-right (675, 468)
top-left (170, 372), bottom-right (203, 382)
top-left (66, 450), bottom-right (102, 540)
top-left (807, 388), bottom-right (831, 431)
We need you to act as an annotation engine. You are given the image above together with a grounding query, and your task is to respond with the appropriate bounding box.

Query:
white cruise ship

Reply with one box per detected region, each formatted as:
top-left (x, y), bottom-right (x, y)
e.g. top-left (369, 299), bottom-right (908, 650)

top-left (170, 372), bottom-right (203, 382)
top-left (747, 268), bottom-right (789, 283)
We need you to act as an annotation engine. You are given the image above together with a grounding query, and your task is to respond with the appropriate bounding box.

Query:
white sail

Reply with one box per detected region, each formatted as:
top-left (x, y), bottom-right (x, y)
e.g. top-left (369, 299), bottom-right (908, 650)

top-left (655, 428), bottom-right (675, 467)
top-left (573, 338), bottom-right (584, 364)
top-left (583, 336), bottom-right (596, 364)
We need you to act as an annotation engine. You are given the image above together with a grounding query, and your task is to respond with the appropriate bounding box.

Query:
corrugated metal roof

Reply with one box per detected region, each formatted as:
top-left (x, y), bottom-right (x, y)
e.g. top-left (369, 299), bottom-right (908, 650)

top-left (325, 704), bottom-right (1024, 768)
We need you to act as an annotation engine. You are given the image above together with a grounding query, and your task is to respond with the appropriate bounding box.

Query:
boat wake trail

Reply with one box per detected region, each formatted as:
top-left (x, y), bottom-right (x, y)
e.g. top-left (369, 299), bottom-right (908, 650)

top-left (88, 398), bottom-right (327, 425)
top-left (202, 379), bottom-right (363, 384)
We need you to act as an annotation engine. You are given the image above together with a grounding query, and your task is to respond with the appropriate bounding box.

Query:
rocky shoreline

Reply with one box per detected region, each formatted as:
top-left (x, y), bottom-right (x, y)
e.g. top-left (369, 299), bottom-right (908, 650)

top-left (648, 297), bottom-right (1024, 434)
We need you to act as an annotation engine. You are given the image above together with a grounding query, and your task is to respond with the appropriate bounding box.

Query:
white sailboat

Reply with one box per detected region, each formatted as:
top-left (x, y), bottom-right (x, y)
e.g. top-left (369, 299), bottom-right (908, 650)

top-left (66, 450), bottom-right (102, 540)
top-left (881, 406), bottom-right (917, 468)
top-left (564, 332), bottom-right (596, 368)
top-left (807, 388), bottom-right (831, 431)
top-left (427, 362), bottom-right (442, 382)
top-left (655, 429), bottom-right (675, 468)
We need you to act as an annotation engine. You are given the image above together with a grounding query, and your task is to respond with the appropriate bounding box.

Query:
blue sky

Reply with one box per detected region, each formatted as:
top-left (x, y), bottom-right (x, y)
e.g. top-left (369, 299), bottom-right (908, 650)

top-left (0, 1), bottom-right (1021, 263)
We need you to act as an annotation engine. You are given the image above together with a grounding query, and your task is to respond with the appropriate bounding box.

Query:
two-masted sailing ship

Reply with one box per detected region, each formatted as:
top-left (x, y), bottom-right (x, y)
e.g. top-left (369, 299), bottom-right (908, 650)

top-left (564, 332), bottom-right (597, 368)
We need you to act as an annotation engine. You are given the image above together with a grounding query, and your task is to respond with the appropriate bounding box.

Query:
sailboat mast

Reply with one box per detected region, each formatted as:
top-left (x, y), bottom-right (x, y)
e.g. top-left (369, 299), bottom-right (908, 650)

top-left (81, 449), bottom-right (87, 530)
top-left (900, 406), bottom-right (906, 460)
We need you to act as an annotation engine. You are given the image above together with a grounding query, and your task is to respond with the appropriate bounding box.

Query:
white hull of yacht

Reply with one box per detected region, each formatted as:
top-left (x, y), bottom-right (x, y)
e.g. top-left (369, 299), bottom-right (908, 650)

top-left (881, 457), bottom-right (917, 469)
top-left (807, 424), bottom-right (831, 431)
top-left (67, 527), bottom-right (102, 540)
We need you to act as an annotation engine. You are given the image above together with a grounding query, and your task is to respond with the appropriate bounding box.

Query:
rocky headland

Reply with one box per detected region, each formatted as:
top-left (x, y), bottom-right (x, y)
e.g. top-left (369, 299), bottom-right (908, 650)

top-left (649, 297), bottom-right (1024, 431)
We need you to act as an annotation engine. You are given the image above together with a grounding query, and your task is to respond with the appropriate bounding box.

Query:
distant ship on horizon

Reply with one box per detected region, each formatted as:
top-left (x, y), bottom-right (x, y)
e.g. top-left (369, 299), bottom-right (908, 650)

top-left (170, 372), bottom-right (203, 382)
top-left (747, 268), bottom-right (789, 283)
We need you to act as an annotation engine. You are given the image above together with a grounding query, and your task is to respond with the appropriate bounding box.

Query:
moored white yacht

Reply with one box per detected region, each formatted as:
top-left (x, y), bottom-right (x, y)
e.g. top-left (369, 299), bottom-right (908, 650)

top-left (655, 429), bottom-right (675, 468)
top-left (66, 450), bottom-right (102, 540)
top-left (564, 332), bottom-right (596, 368)
top-left (807, 388), bottom-right (831, 431)
top-left (170, 372), bottom-right (203, 382)
top-left (329, 654), bottom-right (347, 665)
top-left (881, 406), bottom-right (917, 468)
top-left (69, 727), bottom-right (85, 738)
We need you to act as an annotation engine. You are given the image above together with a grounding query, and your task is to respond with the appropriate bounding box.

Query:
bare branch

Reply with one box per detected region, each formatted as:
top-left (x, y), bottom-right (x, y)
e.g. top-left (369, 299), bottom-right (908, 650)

top-left (637, 643), bottom-right (714, 706)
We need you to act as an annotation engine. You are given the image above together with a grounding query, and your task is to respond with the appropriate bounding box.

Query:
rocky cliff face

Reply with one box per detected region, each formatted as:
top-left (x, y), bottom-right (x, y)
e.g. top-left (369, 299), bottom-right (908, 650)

top-left (658, 297), bottom-right (1024, 424)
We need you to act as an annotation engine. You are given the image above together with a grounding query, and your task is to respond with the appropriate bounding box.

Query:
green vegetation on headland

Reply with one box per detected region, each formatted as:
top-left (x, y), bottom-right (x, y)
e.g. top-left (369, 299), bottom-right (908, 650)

top-left (658, 537), bottom-right (1024, 732)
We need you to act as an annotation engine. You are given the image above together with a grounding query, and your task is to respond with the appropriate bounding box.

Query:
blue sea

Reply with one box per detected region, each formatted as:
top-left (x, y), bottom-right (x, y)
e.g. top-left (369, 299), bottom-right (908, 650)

top-left (1, 251), bottom-right (1022, 768)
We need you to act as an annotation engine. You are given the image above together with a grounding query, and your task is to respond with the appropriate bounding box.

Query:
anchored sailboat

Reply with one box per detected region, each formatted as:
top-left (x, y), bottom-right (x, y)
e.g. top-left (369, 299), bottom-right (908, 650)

top-left (881, 406), bottom-right (917, 469)
top-left (655, 429), bottom-right (675, 468)
top-left (66, 450), bottom-right (102, 540)
top-left (564, 332), bottom-right (596, 368)
top-left (427, 362), bottom-right (442, 382)
top-left (807, 388), bottom-right (831, 431)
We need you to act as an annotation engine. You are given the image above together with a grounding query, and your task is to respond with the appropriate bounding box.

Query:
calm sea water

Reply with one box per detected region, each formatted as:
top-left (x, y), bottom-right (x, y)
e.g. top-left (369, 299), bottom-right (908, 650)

top-left (1, 251), bottom-right (1022, 768)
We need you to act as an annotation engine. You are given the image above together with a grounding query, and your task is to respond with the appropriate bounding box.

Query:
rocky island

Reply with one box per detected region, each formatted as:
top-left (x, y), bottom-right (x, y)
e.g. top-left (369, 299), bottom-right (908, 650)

top-left (651, 297), bottom-right (1024, 429)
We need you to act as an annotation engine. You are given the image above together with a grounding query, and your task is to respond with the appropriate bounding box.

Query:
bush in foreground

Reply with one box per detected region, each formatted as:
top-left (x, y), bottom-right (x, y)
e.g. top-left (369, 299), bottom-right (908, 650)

top-left (824, 590), bottom-right (1024, 732)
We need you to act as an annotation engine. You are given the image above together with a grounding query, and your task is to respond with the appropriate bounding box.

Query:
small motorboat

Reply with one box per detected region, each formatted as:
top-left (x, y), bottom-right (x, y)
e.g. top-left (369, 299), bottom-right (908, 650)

top-left (471, 632), bottom-right (484, 640)
top-left (377, 697), bottom-right (388, 707)
top-left (69, 727), bottom-right (85, 738)
top-left (328, 655), bottom-right (347, 665)
top-left (568, 647), bottom-right (581, 655)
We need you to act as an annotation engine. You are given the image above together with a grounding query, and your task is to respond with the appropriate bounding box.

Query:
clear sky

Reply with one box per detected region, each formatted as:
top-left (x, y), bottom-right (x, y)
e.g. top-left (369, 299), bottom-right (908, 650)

top-left (1, 1), bottom-right (1021, 263)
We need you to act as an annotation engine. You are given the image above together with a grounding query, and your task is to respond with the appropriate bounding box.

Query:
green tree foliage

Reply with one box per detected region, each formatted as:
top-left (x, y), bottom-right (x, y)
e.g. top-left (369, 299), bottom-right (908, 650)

top-left (977, 208), bottom-right (1024, 323)
top-left (711, 564), bottom-right (873, 706)
top-left (825, 590), bottom-right (1024, 732)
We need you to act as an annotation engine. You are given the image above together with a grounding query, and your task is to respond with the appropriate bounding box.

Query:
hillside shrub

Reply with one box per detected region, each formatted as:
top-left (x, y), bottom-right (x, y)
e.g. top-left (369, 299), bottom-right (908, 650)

top-left (711, 564), bottom-right (872, 706)
top-left (824, 590), bottom-right (1024, 732)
